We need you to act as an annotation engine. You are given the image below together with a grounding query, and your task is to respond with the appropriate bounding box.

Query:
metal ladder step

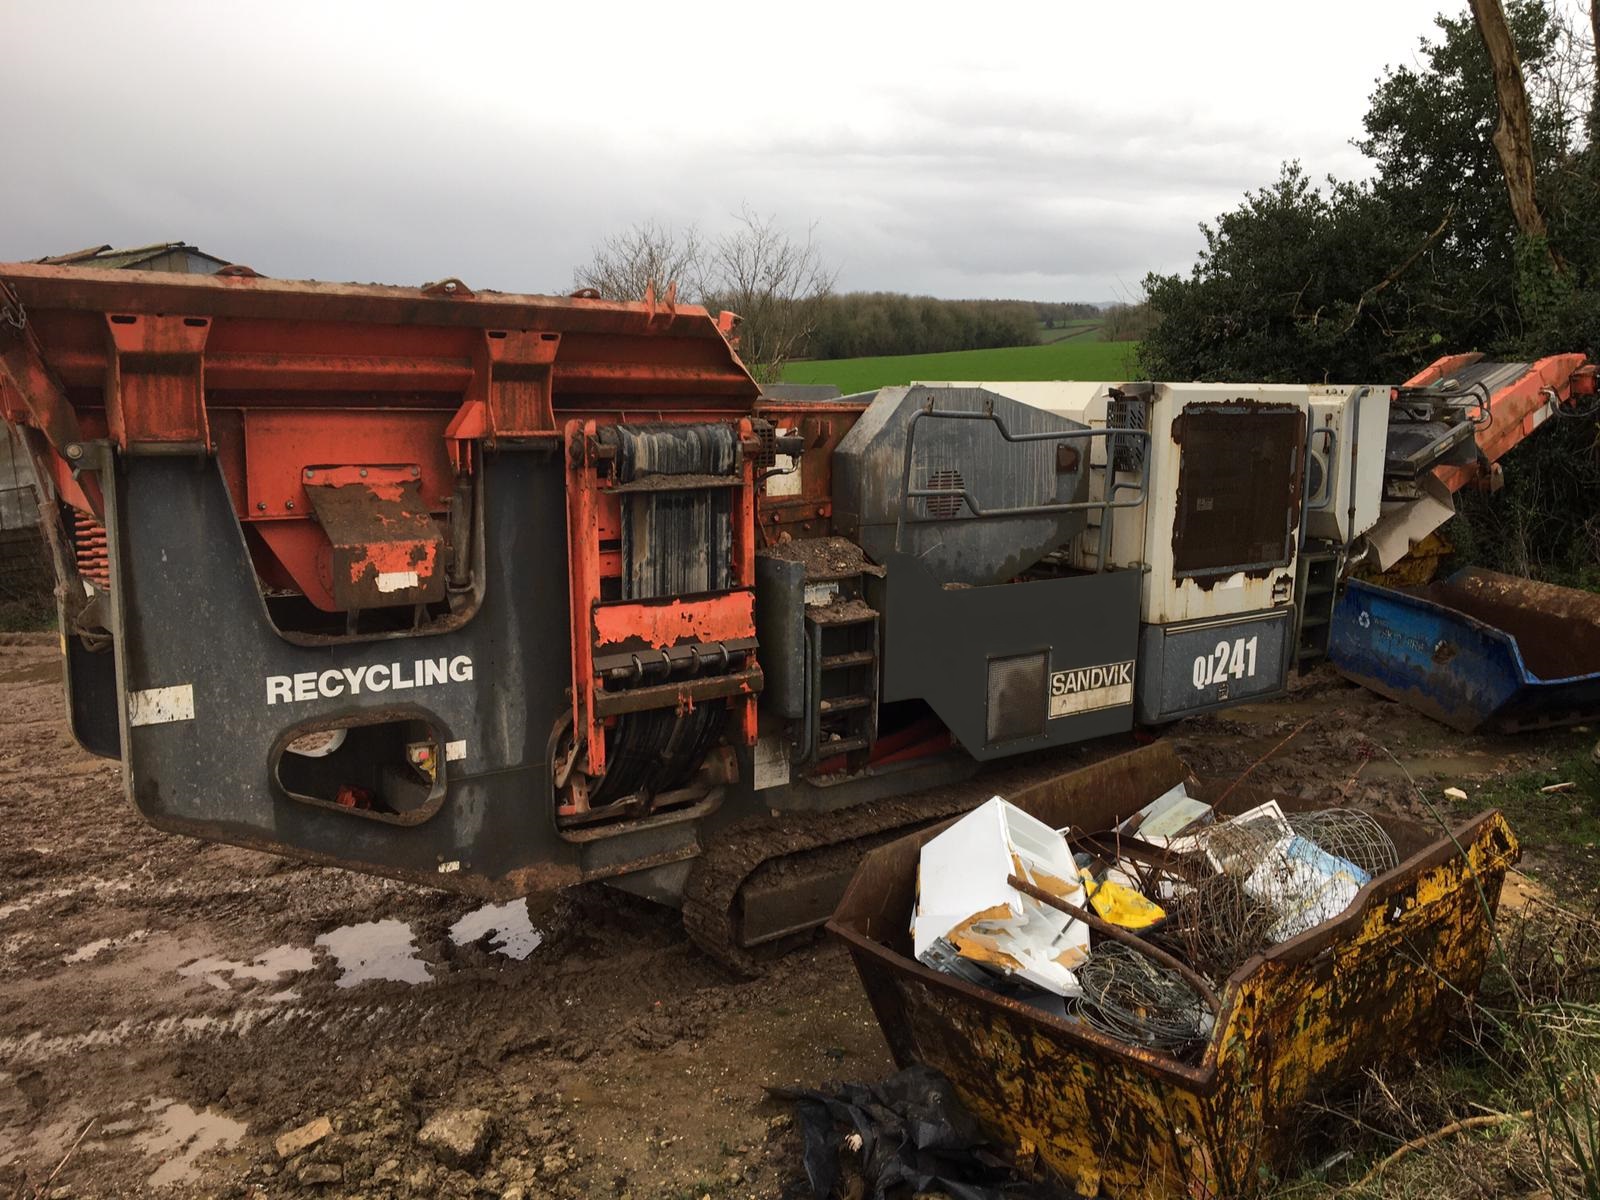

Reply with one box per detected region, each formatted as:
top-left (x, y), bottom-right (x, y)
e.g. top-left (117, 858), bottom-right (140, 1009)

top-left (819, 694), bottom-right (872, 714)
top-left (818, 735), bottom-right (870, 756)
top-left (821, 650), bottom-right (876, 670)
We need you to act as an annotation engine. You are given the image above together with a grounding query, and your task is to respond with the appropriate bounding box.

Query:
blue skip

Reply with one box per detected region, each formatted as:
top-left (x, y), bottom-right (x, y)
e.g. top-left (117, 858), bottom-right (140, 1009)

top-left (1329, 568), bottom-right (1600, 734)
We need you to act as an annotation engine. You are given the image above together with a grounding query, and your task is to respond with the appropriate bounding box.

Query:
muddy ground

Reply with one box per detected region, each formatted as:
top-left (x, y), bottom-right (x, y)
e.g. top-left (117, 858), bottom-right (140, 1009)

top-left (0, 633), bottom-right (1591, 1199)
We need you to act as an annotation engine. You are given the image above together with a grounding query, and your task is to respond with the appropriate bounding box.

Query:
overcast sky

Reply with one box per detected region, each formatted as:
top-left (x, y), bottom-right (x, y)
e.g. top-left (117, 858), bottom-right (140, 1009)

top-left (3, 1), bottom-right (1466, 302)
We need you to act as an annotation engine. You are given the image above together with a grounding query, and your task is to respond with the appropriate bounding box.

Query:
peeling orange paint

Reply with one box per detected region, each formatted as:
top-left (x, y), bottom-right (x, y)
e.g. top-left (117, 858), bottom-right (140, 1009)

top-left (592, 591), bottom-right (755, 650)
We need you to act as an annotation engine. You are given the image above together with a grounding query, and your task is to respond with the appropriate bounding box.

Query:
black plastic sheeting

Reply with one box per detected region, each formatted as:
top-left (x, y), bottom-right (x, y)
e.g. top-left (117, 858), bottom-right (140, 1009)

top-left (769, 1065), bottom-right (1065, 1200)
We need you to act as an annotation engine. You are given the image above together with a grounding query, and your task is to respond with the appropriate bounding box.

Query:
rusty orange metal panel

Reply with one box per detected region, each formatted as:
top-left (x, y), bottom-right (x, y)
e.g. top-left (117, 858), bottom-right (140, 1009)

top-left (1433, 353), bottom-right (1590, 492)
top-left (592, 592), bottom-right (756, 652)
top-left (103, 312), bottom-right (210, 447)
top-left (0, 263), bottom-right (759, 405)
top-left (565, 419), bottom-right (605, 774)
top-left (754, 400), bottom-right (866, 543)
top-left (829, 743), bottom-right (1519, 1199)
top-left (303, 468), bottom-right (446, 612)
top-left (469, 328), bottom-right (560, 439)
top-left (240, 409), bottom-right (454, 520)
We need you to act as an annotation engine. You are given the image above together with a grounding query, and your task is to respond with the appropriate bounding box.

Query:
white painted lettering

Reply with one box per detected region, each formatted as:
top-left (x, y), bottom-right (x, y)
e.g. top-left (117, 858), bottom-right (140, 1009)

top-left (265, 655), bottom-right (474, 706)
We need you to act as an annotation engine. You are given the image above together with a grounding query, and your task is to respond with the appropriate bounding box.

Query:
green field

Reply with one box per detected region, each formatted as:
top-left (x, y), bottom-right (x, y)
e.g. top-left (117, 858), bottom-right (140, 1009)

top-left (782, 339), bottom-right (1139, 394)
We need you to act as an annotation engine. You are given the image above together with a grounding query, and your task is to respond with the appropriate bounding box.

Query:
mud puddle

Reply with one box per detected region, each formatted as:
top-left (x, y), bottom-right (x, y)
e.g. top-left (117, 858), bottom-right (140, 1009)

top-left (135, 1098), bottom-right (247, 1187)
top-left (448, 898), bottom-right (542, 959)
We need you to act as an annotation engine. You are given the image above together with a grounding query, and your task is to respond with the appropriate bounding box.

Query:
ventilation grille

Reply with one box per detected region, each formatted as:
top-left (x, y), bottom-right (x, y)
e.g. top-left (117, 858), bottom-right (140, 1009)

top-left (986, 652), bottom-right (1047, 745)
top-left (924, 468), bottom-right (965, 519)
top-left (751, 420), bottom-right (778, 471)
top-left (1107, 396), bottom-right (1147, 473)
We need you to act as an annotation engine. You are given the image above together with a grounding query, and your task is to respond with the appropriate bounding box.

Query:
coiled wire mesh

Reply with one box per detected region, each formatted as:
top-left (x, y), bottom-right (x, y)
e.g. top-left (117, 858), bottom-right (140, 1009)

top-left (1073, 942), bottom-right (1211, 1052)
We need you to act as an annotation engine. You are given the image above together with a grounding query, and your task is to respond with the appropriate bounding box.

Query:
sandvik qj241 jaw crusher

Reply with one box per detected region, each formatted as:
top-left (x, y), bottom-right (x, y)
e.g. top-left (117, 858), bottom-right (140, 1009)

top-left (0, 261), bottom-right (1591, 968)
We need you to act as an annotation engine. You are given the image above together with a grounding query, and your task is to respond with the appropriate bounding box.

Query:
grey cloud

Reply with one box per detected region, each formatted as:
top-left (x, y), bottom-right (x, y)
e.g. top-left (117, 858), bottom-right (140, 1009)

top-left (0, 2), bottom-right (1435, 302)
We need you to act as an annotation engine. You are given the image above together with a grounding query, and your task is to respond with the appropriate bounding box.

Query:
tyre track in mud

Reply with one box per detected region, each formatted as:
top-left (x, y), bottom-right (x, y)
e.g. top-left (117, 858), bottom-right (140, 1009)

top-left (0, 637), bottom-right (888, 1199)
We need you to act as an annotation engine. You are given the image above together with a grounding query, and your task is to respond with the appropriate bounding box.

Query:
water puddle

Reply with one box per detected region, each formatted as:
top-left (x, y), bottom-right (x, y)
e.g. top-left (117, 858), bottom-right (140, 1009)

top-left (315, 918), bottom-right (432, 988)
top-left (1360, 751), bottom-right (1507, 782)
top-left (145, 904), bottom-right (541, 997)
top-left (134, 1098), bottom-right (245, 1187)
top-left (448, 899), bottom-right (542, 960)
top-left (178, 944), bottom-right (315, 991)
top-left (64, 929), bottom-right (149, 963)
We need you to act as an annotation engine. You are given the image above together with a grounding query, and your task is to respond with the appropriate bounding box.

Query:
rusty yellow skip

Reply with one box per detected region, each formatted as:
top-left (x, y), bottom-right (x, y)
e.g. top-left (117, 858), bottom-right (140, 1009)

top-left (828, 743), bottom-right (1518, 1198)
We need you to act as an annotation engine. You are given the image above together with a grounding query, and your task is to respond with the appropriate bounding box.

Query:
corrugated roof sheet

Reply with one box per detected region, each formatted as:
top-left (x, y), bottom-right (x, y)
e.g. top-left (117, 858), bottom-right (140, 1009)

top-left (36, 242), bottom-right (231, 271)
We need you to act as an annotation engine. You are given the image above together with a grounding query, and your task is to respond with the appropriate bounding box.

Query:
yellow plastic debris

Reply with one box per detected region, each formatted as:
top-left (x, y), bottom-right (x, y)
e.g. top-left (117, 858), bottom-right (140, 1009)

top-left (1078, 868), bottom-right (1165, 930)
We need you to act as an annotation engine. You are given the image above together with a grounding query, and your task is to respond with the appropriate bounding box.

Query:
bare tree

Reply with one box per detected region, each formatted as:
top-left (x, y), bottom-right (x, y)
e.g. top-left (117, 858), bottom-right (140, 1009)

top-left (1470, 0), bottom-right (1547, 223)
top-left (1470, 0), bottom-right (1557, 258)
top-left (572, 219), bottom-right (704, 302)
top-left (1527, 1), bottom-right (1599, 148)
top-left (702, 207), bottom-right (837, 384)
top-left (572, 209), bottom-right (836, 383)
top-left (1591, 0), bottom-right (1599, 137)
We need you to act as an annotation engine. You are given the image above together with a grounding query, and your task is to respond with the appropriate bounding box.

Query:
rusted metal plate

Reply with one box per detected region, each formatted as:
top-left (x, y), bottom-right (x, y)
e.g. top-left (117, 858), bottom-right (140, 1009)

top-left (303, 471), bottom-right (445, 610)
top-left (593, 592), bottom-right (756, 652)
top-left (828, 743), bottom-right (1518, 1198)
top-left (1171, 405), bottom-right (1304, 580)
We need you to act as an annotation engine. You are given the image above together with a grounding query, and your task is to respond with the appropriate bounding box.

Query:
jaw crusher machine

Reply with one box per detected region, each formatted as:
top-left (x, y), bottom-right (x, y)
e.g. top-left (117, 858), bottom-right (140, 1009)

top-left (1, 261), bottom-right (1591, 968)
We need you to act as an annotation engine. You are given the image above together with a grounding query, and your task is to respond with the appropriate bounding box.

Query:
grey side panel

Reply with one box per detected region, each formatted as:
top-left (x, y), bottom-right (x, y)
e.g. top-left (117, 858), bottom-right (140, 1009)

top-left (879, 551), bottom-right (1140, 760)
top-left (65, 637), bottom-right (121, 759)
top-left (105, 452), bottom-right (581, 896)
top-left (1135, 609), bottom-right (1292, 723)
top-left (833, 386), bottom-right (1089, 586)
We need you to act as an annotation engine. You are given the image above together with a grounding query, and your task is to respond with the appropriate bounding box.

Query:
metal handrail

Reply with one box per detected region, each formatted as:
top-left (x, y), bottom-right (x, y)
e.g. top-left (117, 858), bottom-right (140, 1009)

top-left (892, 402), bottom-right (1152, 573)
top-left (1305, 425), bottom-right (1338, 510)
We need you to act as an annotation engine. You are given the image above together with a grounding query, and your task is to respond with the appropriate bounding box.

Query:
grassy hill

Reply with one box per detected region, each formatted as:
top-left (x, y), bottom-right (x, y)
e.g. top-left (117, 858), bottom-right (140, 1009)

top-left (782, 339), bottom-right (1139, 394)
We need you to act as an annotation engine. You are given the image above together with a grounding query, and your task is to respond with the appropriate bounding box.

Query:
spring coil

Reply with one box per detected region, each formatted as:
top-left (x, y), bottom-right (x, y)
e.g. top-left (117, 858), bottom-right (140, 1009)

top-left (73, 510), bottom-right (110, 591)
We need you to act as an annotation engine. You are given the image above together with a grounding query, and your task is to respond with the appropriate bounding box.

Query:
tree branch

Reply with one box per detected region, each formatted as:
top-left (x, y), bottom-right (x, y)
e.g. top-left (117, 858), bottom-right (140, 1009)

top-left (1343, 1109), bottom-right (1535, 1193)
top-left (1339, 207), bottom-right (1453, 335)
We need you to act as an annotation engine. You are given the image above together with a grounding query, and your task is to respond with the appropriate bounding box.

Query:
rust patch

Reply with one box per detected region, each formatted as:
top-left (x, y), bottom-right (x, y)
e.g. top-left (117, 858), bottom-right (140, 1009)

top-left (1171, 404), bottom-right (1304, 587)
top-left (304, 472), bottom-right (445, 611)
top-left (592, 592), bottom-right (755, 653)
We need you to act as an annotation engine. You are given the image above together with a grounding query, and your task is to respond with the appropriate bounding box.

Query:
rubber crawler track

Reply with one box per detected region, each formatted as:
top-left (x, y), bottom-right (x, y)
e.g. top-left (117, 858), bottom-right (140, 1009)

top-left (681, 754), bottom-right (1112, 975)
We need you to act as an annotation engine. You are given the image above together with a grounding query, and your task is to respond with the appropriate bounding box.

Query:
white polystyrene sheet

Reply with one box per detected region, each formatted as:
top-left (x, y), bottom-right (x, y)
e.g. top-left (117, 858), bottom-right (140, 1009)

top-left (913, 796), bottom-right (1090, 996)
top-left (912, 798), bottom-right (1019, 961)
top-left (1245, 835), bottom-right (1370, 943)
